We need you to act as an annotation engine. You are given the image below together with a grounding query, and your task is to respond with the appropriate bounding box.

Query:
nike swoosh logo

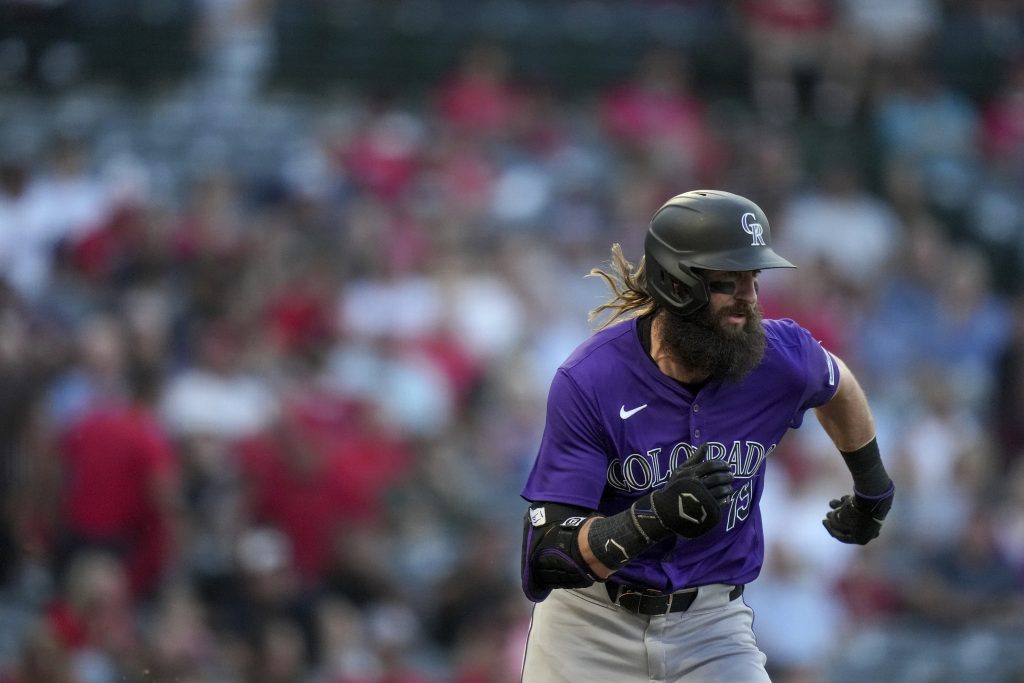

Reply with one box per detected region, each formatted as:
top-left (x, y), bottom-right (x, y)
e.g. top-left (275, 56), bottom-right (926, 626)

top-left (619, 404), bottom-right (648, 419)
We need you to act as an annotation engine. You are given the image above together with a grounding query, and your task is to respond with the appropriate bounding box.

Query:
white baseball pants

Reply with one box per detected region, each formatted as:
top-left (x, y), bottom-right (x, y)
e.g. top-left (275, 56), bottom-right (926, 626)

top-left (521, 582), bottom-right (771, 683)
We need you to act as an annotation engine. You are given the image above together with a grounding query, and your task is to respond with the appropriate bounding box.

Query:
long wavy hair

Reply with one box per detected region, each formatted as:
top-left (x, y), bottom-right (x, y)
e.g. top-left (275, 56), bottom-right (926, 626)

top-left (587, 243), bottom-right (657, 330)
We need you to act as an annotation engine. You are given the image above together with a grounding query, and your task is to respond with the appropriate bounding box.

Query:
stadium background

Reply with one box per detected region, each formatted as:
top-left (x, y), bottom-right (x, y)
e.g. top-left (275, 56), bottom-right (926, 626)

top-left (1, 1), bottom-right (1023, 681)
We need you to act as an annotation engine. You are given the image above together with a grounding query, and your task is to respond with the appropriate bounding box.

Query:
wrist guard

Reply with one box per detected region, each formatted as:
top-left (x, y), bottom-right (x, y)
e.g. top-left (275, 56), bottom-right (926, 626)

top-left (840, 437), bottom-right (892, 497)
top-left (587, 494), bottom-right (670, 570)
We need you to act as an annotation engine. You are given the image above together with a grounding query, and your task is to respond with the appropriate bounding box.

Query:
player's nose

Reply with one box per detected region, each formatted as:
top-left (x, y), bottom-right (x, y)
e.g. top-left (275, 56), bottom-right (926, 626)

top-left (734, 273), bottom-right (758, 302)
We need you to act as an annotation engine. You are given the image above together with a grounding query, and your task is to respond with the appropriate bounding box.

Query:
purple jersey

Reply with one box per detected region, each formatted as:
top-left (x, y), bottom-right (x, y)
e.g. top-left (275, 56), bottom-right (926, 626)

top-left (521, 316), bottom-right (839, 592)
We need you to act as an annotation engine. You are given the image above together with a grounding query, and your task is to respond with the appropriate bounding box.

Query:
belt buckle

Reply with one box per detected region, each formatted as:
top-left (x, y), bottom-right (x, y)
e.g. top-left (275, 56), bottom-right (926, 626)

top-left (612, 587), bottom-right (642, 608)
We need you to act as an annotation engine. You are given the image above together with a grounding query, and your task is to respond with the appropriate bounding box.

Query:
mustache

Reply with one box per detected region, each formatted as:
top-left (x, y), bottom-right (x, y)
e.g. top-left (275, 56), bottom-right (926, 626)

top-left (718, 303), bottom-right (757, 318)
top-left (713, 303), bottom-right (762, 333)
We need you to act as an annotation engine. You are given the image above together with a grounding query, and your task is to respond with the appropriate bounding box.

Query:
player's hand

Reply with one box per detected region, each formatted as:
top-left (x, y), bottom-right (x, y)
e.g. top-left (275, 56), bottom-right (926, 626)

top-left (650, 444), bottom-right (734, 538)
top-left (822, 485), bottom-right (894, 545)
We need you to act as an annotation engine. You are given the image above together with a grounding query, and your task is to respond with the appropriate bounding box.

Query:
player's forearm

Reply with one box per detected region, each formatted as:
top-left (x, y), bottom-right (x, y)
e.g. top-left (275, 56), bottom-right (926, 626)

top-left (814, 356), bottom-right (892, 497)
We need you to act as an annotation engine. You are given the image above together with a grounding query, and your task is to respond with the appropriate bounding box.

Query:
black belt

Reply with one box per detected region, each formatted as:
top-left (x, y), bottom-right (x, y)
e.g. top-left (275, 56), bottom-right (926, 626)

top-left (606, 583), bottom-right (744, 616)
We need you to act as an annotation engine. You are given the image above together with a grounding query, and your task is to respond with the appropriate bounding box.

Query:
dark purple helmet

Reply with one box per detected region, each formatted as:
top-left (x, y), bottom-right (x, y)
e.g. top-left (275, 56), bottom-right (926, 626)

top-left (644, 190), bottom-right (795, 316)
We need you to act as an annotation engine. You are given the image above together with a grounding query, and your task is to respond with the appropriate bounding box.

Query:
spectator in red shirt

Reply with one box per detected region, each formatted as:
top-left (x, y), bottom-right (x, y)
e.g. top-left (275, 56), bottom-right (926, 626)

top-left (339, 111), bottom-right (426, 203)
top-left (599, 47), bottom-right (726, 186)
top-left (434, 41), bottom-right (527, 139)
top-left (981, 56), bottom-right (1024, 170)
top-left (741, 0), bottom-right (861, 125)
top-left (53, 362), bottom-right (183, 598)
top-left (236, 395), bottom-right (410, 586)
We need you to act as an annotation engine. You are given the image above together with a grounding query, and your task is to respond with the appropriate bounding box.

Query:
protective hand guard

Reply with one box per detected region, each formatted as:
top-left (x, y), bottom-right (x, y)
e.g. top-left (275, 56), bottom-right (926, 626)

top-left (647, 444), bottom-right (734, 538)
top-left (822, 484), bottom-right (895, 545)
top-left (521, 504), bottom-right (595, 603)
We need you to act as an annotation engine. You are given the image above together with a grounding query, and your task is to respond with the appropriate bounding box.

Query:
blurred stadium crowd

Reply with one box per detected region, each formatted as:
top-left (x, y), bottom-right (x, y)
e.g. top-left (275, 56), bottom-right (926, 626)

top-left (1, 0), bottom-right (1024, 681)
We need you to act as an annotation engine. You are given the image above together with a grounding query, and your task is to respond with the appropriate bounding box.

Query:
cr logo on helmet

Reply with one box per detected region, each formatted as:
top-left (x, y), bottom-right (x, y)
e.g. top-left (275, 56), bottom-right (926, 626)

top-left (741, 212), bottom-right (766, 246)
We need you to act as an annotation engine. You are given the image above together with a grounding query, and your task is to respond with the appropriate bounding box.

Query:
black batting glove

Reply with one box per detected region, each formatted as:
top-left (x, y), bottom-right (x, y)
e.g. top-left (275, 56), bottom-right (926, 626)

top-left (822, 484), bottom-right (894, 545)
top-left (644, 444), bottom-right (734, 539)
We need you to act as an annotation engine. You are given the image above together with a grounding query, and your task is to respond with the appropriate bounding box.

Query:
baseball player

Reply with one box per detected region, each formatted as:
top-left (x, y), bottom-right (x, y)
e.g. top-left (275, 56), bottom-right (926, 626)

top-left (519, 190), bottom-right (894, 682)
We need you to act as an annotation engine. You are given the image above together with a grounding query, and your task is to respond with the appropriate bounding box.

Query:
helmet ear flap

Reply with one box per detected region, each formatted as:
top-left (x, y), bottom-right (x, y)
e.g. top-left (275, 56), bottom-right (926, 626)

top-left (647, 259), bottom-right (709, 317)
top-left (670, 265), bottom-right (709, 316)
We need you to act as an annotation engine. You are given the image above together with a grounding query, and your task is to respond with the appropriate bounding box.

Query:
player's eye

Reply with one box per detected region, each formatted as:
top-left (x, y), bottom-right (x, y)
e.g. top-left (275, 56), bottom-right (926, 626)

top-left (708, 281), bottom-right (736, 294)
top-left (707, 271), bottom-right (760, 295)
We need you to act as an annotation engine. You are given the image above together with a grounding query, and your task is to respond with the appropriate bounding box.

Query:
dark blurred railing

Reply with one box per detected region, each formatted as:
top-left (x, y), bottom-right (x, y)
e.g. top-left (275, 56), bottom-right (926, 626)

top-left (2, 0), bottom-right (1017, 104)
top-left (269, 0), bottom-right (743, 96)
top-left (0, 0), bottom-right (196, 90)
top-left (0, 0), bottom-right (751, 97)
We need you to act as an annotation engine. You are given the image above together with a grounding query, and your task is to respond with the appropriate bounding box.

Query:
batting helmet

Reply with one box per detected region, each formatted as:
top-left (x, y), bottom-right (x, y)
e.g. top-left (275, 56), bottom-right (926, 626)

top-left (644, 190), bottom-right (795, 316)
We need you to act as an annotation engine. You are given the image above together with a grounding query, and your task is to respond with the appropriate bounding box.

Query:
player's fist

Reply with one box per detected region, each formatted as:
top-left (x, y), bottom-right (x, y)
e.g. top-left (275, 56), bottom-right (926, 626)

top-left (650, 444), bottom-right (734, 538)
top-left (822, 485), bottom-right (894, 545)
top-left (674, 444), bottom-right (735, 506)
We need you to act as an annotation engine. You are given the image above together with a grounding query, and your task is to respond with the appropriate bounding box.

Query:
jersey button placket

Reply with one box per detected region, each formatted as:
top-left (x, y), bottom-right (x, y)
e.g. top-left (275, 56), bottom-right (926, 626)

top-left (691, 402), bottom-right (704, 442)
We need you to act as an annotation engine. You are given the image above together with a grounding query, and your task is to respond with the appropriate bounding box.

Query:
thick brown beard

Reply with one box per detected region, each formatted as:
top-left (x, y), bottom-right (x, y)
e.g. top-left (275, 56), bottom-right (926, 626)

top-left (659, 303), bottom-right (767, 383)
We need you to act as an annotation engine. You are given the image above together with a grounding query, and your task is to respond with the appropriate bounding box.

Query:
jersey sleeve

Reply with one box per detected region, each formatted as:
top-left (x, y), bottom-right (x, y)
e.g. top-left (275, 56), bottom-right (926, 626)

top-left (520, 368), bottom-right (611, 509)
top-left (771, 319), bottom-right (841, 429)
top-left (794, 327), bottom-right (840, 428)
